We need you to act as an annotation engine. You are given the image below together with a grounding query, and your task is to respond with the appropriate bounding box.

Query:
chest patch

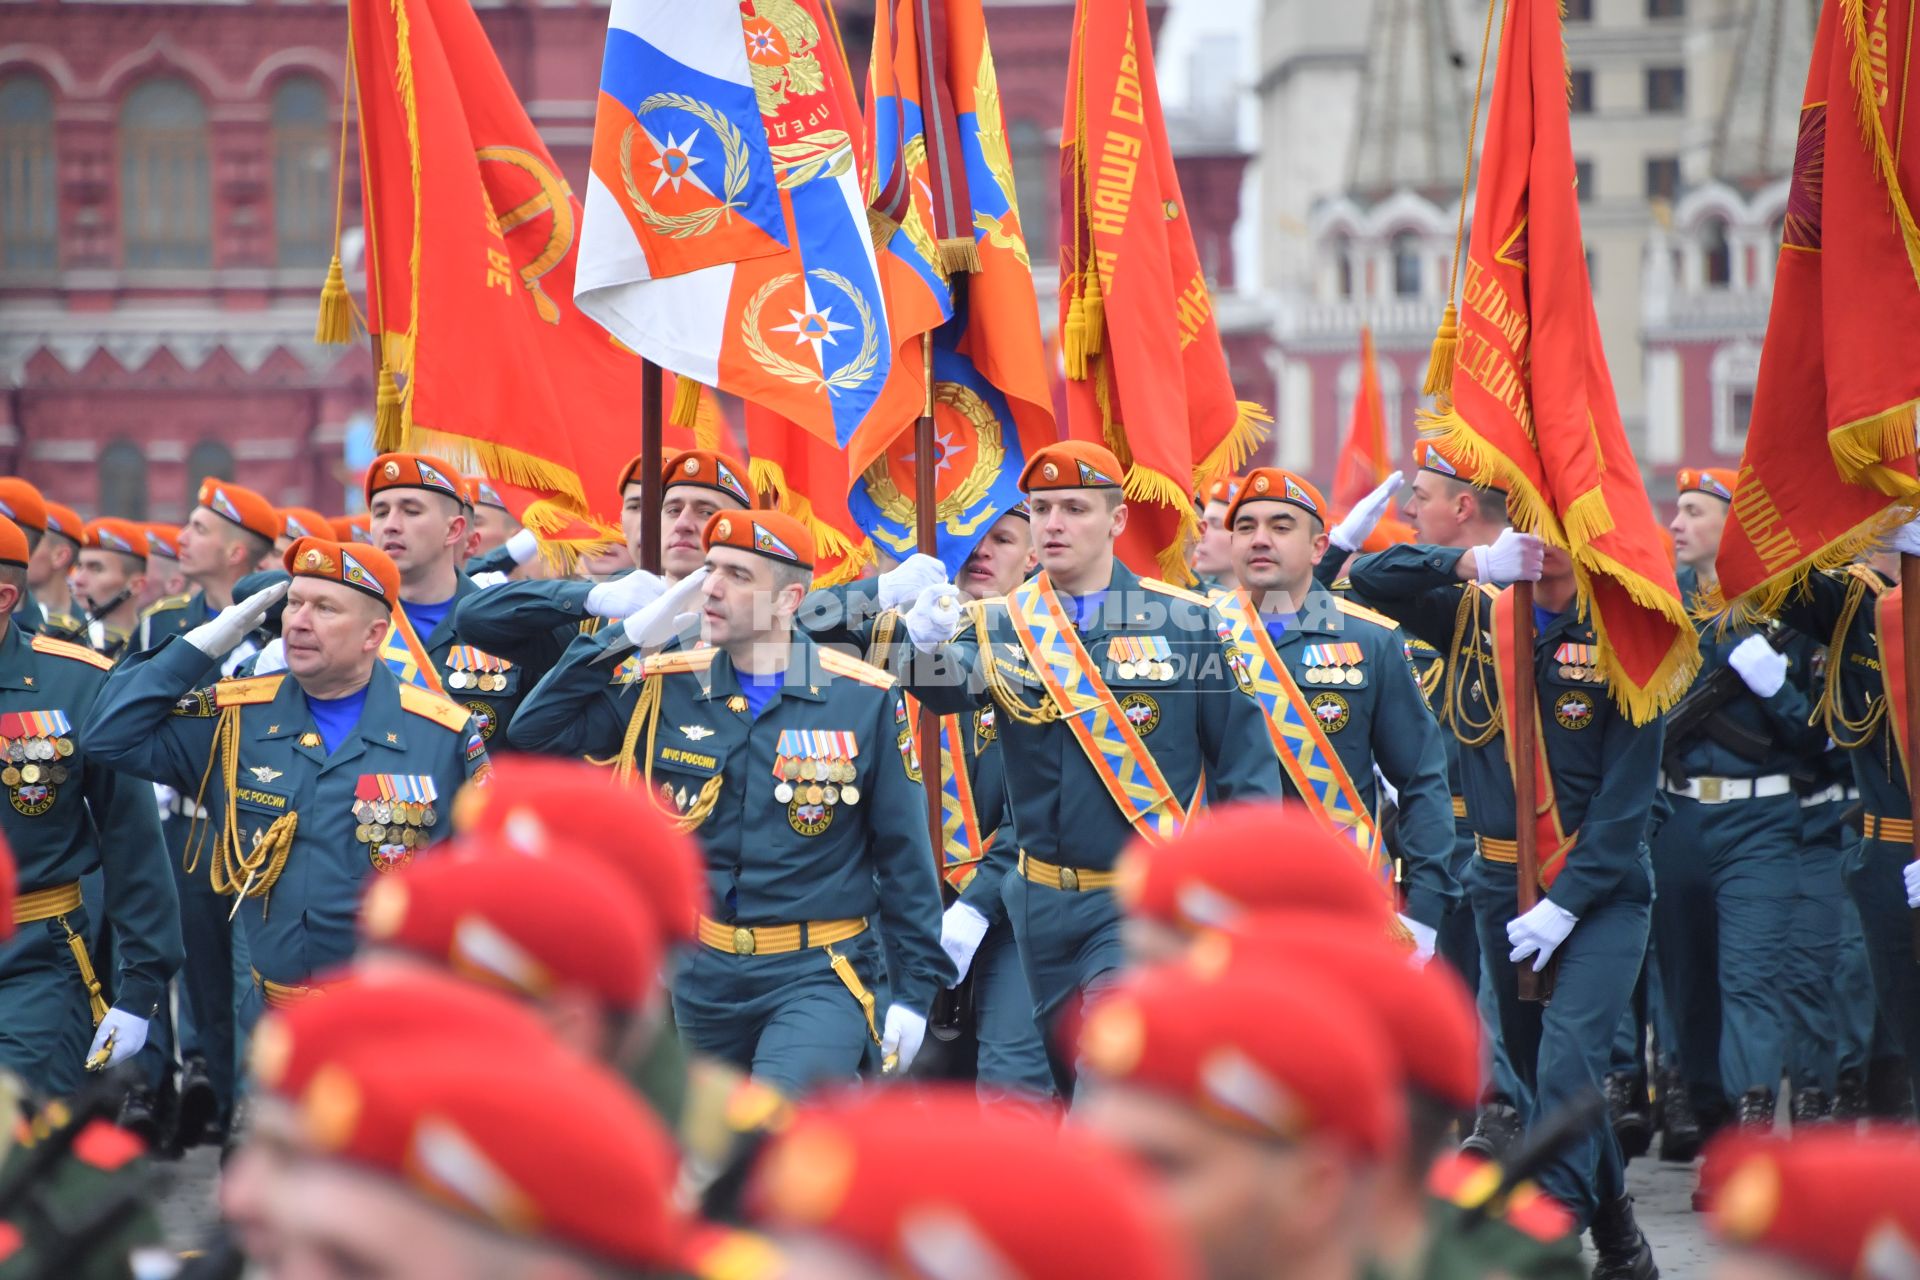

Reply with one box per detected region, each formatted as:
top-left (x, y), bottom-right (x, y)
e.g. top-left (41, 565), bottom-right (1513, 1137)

top-left (1554, 691), bottom-right (1595, 731)
top-left (1119, 692), bottom-right (1161, 736)
top-left (787, 799), bottom-right (834, 837)
top-left (1310, 691), bottom-right (1351, 734)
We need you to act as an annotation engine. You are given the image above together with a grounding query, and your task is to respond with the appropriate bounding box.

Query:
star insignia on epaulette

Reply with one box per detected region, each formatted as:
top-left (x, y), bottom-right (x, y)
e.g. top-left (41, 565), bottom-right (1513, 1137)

top-left (22, 677), bottom-right (32, 687)
top-left (268, 725), bottom-right (279, 734)
top-left (386, 733), bottom-right (398, 743)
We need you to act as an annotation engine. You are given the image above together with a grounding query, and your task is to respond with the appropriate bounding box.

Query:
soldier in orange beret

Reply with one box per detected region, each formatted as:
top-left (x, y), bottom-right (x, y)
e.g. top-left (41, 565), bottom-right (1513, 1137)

top-left (1191, 474), bottom-right (1242, 594)
top-left (71, 518), bottom-right (151, 661)
top-left (1076, 960), bottom-right (1405, 1280)
top-left (138, 524), bottom-right (186, 614)
top-left (0, 478), bottom-right (52, 635)
top-left (29, 500), bottom-right (85, 639)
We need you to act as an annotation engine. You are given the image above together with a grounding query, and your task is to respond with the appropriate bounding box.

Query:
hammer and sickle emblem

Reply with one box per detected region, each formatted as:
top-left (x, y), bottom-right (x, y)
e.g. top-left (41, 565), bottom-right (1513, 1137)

top-left (476, 145), bottom-right (574, 325)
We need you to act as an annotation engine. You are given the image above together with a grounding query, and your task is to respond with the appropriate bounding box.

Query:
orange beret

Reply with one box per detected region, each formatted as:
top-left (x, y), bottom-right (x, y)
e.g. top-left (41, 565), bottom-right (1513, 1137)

top-left (291, 1041), bottom-right (691, 1270)
top-left (1020, 441), bottom-right (1124, 493)
top-left (1677, 467), bottom-right (1736, 503)
top-left (748, 1090), bottom-right (1196, 1280)
top-left (0, 479), bottom-right (47, 534)
top-left (1225, 467), bottom-right (1327, 527)
top-left (1201, 913), bottom-right (1482, 1111)
top-left (1081, 961), bottom-right (1406, 1157)
top-left (1205, 476), bottom-right (1242, 507)
top-left (358, 839), bottom-right (663, 1010)
top-left (284, 536), bottom-right (402, 606)
top-left (365, 452), bottom-right (466, 506)
top-left (144, 524), bottom-right (180, 560)
top-left (1704, 1131), bottom-right (1920, 1277)
top-left (1413, 440), bottom-right (1505, 493)
top-left (0, 515), bottom-right (28, 569)
top-left (329, 514), bottom-right (372, 544)
top-left (197, 478), bottom-right (282, 542)
top-left (248, 969), bottom-right (557, 1104)
top-left (84, 518), bottom-right (147, 560)
top-left (1116, 802), bottom-right (1395, 934)
top-left (630, 448), bottom-right (755, 508)
top-left (280, 507), bottom-right (333, 542)
top-left (454, 756), bottom-right (707, 942)
top-left (704, 509), bottom-right (814, 570)
top-left (42, 503), bottom-right (83, 545)
top-left (467, 476), bottom-right (510, 513)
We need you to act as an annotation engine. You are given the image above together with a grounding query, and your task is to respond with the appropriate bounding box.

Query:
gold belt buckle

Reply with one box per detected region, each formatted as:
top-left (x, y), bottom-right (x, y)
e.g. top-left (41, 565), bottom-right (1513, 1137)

top-left (732, 927), bottom-right (757, 956)
top-left (1059, 867), bottom-right (1080, 892)
top-left (1698, 778), bottom-right (1723, 803)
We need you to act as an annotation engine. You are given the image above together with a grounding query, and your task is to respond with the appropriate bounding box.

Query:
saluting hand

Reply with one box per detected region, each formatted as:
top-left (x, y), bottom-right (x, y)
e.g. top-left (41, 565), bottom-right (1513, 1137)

top-left (617, 567), bottom-right (707, 652)
top-left (1330, 471), bottom-right (1406, 552)
top-left (184, 581), bottom-right (289, 657)
top-left (587, 569), bottom-right (667, 619)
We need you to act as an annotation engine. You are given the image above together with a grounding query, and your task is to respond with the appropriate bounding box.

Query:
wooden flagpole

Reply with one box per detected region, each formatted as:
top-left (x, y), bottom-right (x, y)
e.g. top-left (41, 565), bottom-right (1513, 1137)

top-left (639, 360), bottom-right (664, 574)
top-left (1512, 580), bottom-right (1551, 1003)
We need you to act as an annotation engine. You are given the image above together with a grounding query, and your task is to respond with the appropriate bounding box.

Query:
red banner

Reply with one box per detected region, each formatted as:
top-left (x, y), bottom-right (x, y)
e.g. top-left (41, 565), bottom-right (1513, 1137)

top-left (1332, 328), bottom-right (1390, 513)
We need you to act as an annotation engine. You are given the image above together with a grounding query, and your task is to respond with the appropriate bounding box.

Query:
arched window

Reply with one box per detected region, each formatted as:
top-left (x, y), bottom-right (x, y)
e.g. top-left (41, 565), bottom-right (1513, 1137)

top-left (1391, 231), bottom-right (1422, 298)
top-left (186, 440), bottom-right (235, 500)
top-left (1, 76), bottom-right (58, 273)
top-left (1330, 233), bottom-right (1354, 299)
top-left (100, 441), bottom-right (150, 520)
top-left (273, 76), bottom-right (333, 268)
top-left (1701, 217), bottom-right (1732, 288)
top-left (1009, 119), bottom-right (1055, 264)
top-left (120, 77), bottom-right (210, 270)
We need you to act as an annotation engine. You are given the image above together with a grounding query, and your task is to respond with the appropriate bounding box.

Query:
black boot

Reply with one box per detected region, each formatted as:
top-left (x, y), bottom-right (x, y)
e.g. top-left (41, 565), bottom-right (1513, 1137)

top-left (1833, 1067), bottom-right (1870, 1119)
top-left (116, 1086), bottom-right (162, 1149)
top-left (1736, 1086), bottom-right (1777, 1131)
top-left (1656, 1069), bottom-right (1703, 1163)
top-left (1789, 1087), bottom-right (1831, 1126)
top-left (1606, 1071), bottom-right (1651, 1160)
top-left (1461, 1098), bottom-right (1524, 1161)
top-left (173, 1053), bottom-right (221, 1150)
top-left (1590, 1193), bottom-right (1659, 1280)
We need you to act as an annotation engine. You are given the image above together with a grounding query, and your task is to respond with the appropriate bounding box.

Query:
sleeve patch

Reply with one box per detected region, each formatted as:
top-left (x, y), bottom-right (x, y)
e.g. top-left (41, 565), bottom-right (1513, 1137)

top-left (172, 689), bottom-right (219, 718)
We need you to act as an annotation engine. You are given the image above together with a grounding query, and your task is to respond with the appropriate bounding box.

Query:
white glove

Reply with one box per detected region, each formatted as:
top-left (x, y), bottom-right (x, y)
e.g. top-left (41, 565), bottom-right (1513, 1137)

top-left (87, 1007), bottom-right (150, 1070)
top-left (504, 527), bottom-right (541, 567)
top-left (252, 636), bottom-right (287, 676)
top-left (616, 567), bottom-right (707, 653)
top-left (940, 901), bottom-right (991, 985)
top-left (1904, 859), bottom-right (1920, 909)
top-left (1727, 634), bottom-right (1789, 698)
top-left (471, 570), bottom-right (509, 589)
top-left (586, 569), bottom-right (667, 620)
top-left (904, 583), bottom-right (963, 654)
top-left (183, 582), bottom-right (288, 658)
top-left (1330, 472), bottom-right (1406, 552)
top-left (1471, 529), bottom-right (1546, 587)
top-left (1506, 898), bottom-right (1578, 972)
top-left (1887, 518), bottom-right (1920, 558)
top-left (1397, 913), bottom-right (1437, 966)
top-left (881, 1004), bottom-right (928, 1073)
top-left (878, 553), bottom-right (949, 611)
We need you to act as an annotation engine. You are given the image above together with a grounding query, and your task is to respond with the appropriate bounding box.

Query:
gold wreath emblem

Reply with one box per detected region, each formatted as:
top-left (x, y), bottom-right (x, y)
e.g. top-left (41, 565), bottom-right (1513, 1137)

top-left (477, 144), bottom-right (575, 325)
top-left (741, 270), bottom-right (880, 396)
top-left (859, 381), bottom-right (1004, 556)
top-left (618, 93), bottom-right (753, 240)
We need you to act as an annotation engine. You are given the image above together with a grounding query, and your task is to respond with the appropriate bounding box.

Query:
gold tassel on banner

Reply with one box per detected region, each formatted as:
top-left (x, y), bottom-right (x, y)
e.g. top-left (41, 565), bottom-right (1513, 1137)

top-left (375, 364), bottom-right (405, 451)
top-left (937, 235), bottom-right (982, 275)
top-left (1422, 302), bottom-right (1459, 399)
top-left (315, 256), bottom-right (353, 345)
top-left (1080, 265), bottom-right (1105, 358)
top-left (669, 376), bottom-right (704, 429)
top-left (1063, 275), bottom-right (1089, 381)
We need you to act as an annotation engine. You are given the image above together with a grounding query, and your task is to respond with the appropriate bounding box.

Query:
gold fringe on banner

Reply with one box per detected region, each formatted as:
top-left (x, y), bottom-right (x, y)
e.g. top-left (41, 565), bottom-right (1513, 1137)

top-left (748, 458), bottom-right (875, 587)
top-left (315, 257), bottom-right (354, 346)
top-left (1828, 401), bottom-right (1920, 496)
top-left (670, 376), bottom-right (705, 429)
top-left (1193, 401), bottom-right (1274, 489)
top-left (866, 207), bottom-right (899, 255)
top-left (937, 236), bottom-right (982, 275)
top-left (1062, 274), bottom-right (1089, 381)
top-left (1079, 264), bottom-right (1104, 358)
top-left (1422, 302), bottom-right (1459, 399)
top-left (374, 364), bottom-right (405, 451)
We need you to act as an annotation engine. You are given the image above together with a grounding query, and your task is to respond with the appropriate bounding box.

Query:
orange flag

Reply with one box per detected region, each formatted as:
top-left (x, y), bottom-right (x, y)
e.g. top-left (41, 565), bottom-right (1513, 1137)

top-left (1059, 0), bottom-right (1269, 584)
top-left (348, 0), bottom-right (627, 550)
top-left (743, 403), bottom-right (874, 587)
top-left (1420, 0), bottom-right (1695, 721)
top-left (1332, 328), bottom-right (1390, 513)
top-left (1715, 0), bottom-right (1920, 617)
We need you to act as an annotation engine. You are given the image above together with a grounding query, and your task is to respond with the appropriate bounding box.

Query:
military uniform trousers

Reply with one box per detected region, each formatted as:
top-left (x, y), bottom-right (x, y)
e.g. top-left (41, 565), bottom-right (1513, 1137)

top-left (1782, 795), bottom-right (1855, 1096)
top-left (1440, 818), bottom-right (1528, 1111)
top-left (1845, 832), bottom-right (1920, 1103)
top-left (1467, 853), bottom-right (1649, 1226)
top-left (1000, 868), bottom-right (1128, 1097)
top-left (971, 916), bottom-right (1055, 1103)
top-left (0, 902), bottom-right (100, 1098)
top-left (1649, 791), bottom-right (1798, 1102)
top-left (1834, 864), bottom-right (1879, 1081)
top-left (670, 928), bottom-right (888, 1100)
top-left (137, 804), bottom-right (246, 1113)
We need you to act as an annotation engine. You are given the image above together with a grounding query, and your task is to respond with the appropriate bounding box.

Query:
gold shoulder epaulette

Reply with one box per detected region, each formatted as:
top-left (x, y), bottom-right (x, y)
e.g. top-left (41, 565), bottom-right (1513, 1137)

top-left (29, 634), bottom-right (112, 670)
top-left (1140, 577), bottom-right (1210, 606)
top-left (398, 684), bottom-right (472, 732)
top-left (816, 647), bottom-right (898, 689)
top-left (139, 594), bottom-right (192, 620)
top-left (1335, 598), bottom-right (1399, 630)
top-left (215, 675), bottom-right (284, 707)
top-left (644, 647), bottom-right (719, 677)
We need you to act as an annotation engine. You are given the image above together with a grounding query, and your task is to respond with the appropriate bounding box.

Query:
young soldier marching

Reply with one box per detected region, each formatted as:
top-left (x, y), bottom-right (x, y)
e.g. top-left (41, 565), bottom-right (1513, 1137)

top-left (897, 440), bottom-right (1279, 1090)
top-left (71, 519), bottom-right (151, 662)
top-left (1348, 526), bottom-right (1663, 1279)
top-left (1213, 467), bottom-right (1457, 955)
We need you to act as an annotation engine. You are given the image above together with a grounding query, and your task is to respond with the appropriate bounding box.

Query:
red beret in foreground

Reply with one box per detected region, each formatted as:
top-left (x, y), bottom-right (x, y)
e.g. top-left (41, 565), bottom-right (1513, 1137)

top-left (1225, 467), bottom-right (1328, 527)
top-left (453, 755), bottom-right (708, 942)
top-left (1200, 912), bottom-right (1481, 1111)
top-left (1703, 1131), bottom-right (1920, 1278)
top-left (1080, 961), bottom-right (1406, 1158)
top-left (197, 478), bottom-right (281, 543)
top-left (284, 536), bottom-right (402, 607)
top-left (358, 838), bottom-right (662, 1009)
top-left (1020, 440), bottom-right (1124, 492)
top-left (293, 1040), bottom-right (691, 1271)
top-left (704, 509), bottom-right (814, 570)
top-left (1116, 802), bottom-right (1394, 934)
top-left (748, 1088), bottom-right (1196, 1280)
